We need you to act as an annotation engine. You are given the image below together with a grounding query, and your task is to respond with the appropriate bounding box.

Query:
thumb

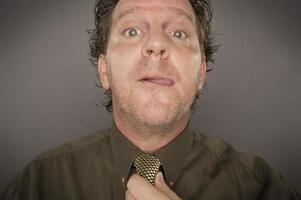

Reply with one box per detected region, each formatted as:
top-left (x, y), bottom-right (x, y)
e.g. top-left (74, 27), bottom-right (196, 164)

top-left (155, 172), bottom-right (168, 189)
top-left (155, 172), bottom-right (181, 199)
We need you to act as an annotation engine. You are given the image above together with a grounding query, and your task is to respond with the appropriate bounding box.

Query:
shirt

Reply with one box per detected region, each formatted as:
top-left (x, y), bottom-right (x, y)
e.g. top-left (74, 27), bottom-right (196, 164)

top-left (1, 122), bottom-right (300, 200)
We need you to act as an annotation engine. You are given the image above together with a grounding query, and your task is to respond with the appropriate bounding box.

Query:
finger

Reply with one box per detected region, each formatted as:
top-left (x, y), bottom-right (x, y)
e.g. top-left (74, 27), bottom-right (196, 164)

top-left (125, 190), bottom-right (137, 200)
top-left (127, 173), bottom-right (167, 200)
top-left (155, 172), bottom-right (182, 200)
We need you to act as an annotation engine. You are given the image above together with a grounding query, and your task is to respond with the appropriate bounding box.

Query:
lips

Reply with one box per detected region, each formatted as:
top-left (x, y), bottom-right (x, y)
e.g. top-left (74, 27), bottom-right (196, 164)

top-left (140, 77), bottom-right (175, 86)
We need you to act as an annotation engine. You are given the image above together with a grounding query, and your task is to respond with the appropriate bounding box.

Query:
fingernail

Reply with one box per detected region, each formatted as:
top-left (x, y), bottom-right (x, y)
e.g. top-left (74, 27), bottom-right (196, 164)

top-left (157, 172), bottom-right (164, 183)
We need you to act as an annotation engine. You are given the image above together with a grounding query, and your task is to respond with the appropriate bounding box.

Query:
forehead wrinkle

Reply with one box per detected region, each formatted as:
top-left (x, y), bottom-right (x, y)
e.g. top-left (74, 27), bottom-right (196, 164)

top-left (173, 8), bottom-right (195, 25)
top-left (115, 6), bottom-right (195, 25)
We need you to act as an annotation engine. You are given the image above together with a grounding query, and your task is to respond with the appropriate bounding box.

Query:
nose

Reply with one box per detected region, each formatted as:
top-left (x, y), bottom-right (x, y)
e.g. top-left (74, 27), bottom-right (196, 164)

top-left (142, 29), bottom-right (169, 59)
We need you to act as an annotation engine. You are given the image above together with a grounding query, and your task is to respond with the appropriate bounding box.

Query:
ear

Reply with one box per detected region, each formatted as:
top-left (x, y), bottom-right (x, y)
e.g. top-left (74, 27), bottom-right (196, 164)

top-left (198, 58), bottom-right (207, 90)
top-left (97, 54), bottom-right (111, 90)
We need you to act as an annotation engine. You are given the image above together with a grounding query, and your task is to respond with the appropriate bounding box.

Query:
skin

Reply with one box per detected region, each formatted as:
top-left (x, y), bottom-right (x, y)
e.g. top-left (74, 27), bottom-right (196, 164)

top-left (98, 0), bottom-right (206, 198)
top-left (126, 173), bottom-right (181, 200)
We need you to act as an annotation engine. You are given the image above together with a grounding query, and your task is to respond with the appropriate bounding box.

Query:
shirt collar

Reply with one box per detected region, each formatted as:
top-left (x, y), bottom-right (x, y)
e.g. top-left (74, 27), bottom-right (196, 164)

top-left (153, 122), bottom-right (193, 185)
top-left (110, 120), bottom-right (193, 186)
top-left (110, 121), bottom-right (140, 185)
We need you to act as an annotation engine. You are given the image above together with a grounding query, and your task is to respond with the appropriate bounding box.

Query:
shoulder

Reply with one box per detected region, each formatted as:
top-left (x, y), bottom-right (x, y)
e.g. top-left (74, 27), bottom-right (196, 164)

top-left (0, 128), bottom-right (113, 199)
top-left (33, 128), bottom-right (112, 161)
top-left (190, 130), bottom-right (300, 199)
top-left (191, 131), bottom-right (276, 182)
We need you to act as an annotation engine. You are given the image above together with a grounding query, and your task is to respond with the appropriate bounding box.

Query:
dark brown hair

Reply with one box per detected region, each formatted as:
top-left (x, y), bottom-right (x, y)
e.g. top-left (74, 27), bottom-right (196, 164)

top-left (88, 0), bottom-right (219, 112)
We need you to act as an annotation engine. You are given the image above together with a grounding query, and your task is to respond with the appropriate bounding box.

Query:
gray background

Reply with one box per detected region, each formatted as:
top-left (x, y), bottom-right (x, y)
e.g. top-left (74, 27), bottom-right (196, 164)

top-left (0, 0), bottom-right (300, 193)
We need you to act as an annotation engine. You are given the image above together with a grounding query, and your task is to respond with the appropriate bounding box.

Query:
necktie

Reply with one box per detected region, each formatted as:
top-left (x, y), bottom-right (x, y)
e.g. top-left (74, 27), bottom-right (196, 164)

top-left (133, 153), bottom-right (161, 185)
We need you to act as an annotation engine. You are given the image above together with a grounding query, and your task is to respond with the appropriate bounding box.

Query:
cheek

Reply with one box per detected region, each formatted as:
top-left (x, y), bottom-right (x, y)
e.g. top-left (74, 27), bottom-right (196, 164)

top-left (106, 50), bottom-right (141, 91)
top-left (180, 67), bottom-right (200, 94)
top-left (108, 33), bottom-right (142, 59)
top-left (174, 51), bottom-right (202, 84)
top-left (107, 38), bottom-right (143, 69)
top-left (173, 56), bottom-right (202, 101)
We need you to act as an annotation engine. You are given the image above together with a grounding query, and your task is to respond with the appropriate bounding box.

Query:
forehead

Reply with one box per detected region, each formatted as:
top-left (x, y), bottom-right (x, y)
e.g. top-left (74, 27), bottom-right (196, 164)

top-left (113, 0), bottom-right (196, 21)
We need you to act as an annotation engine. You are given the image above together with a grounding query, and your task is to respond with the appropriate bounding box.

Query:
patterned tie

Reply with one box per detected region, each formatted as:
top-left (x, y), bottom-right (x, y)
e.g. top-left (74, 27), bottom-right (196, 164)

top-left (133, 153), bottom-right (161, 185)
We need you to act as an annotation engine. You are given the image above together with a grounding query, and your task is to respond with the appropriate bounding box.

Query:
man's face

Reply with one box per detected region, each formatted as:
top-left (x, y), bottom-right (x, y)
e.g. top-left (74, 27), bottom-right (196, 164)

top-left (99, 0), bottom-right (206, 127)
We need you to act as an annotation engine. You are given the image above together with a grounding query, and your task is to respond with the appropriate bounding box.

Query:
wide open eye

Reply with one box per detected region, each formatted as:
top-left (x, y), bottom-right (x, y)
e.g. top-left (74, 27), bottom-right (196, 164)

top-left (124, 28), bottom-right (141, 37)
top-left (170, 30), bottom-right (189, 39)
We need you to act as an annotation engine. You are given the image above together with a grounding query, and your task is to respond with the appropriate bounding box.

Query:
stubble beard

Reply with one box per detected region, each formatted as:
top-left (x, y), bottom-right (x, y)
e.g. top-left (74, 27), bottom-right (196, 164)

top-left (112, 84), bottom-right (196, 137)
top-left (109, 59), bottom-right (199, 137)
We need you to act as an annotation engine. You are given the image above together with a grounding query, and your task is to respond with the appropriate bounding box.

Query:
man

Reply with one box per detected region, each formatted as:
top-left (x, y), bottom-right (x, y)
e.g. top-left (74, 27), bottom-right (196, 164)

top-left (1, 0), bottom-right (300, 199)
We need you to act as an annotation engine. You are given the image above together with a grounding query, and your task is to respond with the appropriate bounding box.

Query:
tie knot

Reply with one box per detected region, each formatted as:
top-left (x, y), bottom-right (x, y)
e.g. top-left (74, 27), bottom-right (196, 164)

top-left (133, 153), bottom-right (161, 185)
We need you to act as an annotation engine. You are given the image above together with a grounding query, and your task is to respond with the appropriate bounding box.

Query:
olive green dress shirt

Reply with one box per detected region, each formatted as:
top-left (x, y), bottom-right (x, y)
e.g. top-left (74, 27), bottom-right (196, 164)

top-left (1, 122), bottom-right (300, 200)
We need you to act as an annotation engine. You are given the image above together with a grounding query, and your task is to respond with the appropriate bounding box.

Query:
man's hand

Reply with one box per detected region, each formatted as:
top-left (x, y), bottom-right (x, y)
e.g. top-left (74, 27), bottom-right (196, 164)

top-left (126, 172), bottom-right (181, 200)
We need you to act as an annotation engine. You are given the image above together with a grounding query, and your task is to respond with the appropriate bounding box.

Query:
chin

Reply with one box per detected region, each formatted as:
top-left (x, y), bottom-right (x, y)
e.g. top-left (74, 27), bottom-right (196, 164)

top-left (136, 103), bottom-right (181, 127)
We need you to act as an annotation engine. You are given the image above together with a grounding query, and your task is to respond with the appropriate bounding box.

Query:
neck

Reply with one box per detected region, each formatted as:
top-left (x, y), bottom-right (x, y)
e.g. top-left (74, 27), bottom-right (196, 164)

top-left (113, 110), bottom-right (190, 153)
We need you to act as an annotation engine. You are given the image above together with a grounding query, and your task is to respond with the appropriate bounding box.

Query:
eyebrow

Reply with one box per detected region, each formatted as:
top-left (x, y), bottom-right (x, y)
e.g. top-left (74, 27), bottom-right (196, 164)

top-left (116, 7), bottom-right (195, 25)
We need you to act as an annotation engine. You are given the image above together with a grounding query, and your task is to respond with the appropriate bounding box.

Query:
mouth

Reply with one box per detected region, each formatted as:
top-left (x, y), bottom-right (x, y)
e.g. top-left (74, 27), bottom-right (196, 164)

top-left (139, 77), bottom-right (175, 87)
